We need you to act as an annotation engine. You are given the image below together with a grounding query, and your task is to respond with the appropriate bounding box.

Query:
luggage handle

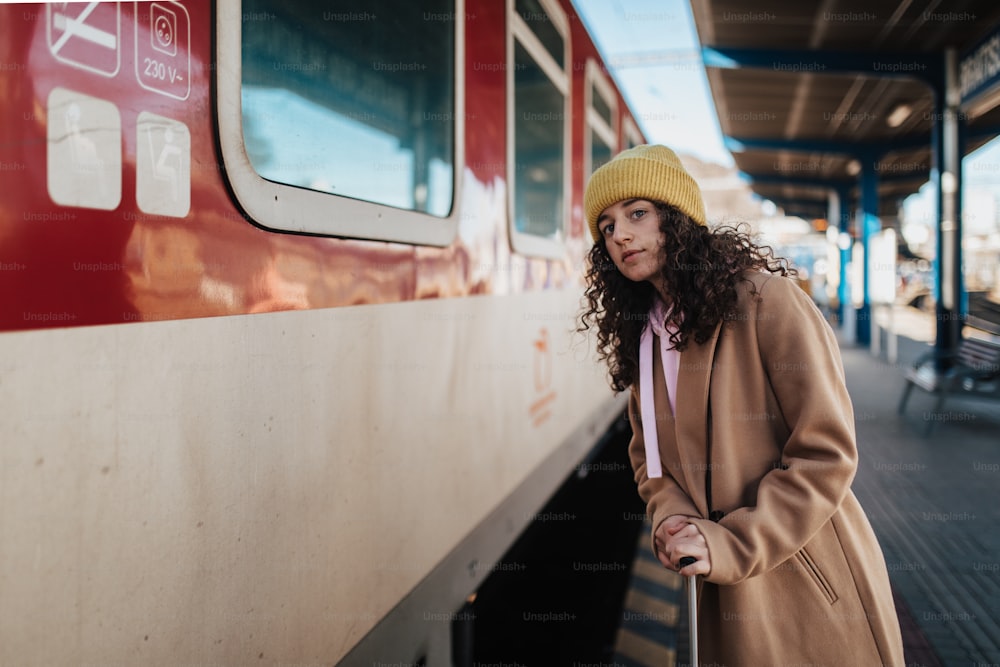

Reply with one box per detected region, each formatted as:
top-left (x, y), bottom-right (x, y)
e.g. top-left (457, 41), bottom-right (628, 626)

top-left (679, 557), bottom-right (699, 667)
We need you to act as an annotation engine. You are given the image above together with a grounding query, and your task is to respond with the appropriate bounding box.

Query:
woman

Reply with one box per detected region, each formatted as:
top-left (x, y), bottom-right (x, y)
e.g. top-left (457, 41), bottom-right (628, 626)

top-left (579, 145), bottom-right (904, 666)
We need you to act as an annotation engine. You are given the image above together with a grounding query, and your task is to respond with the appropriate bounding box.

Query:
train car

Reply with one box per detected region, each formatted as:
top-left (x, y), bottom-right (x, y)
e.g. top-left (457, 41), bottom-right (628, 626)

top-left (0, 1), bottom-right (647, 664)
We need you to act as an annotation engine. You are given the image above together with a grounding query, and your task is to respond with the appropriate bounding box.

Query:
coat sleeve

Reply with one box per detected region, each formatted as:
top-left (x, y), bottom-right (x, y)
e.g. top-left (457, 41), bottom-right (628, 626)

top-left (689, 276), bottom-right (859, 585)
top-left (626, 387), bottom-right (703, 553)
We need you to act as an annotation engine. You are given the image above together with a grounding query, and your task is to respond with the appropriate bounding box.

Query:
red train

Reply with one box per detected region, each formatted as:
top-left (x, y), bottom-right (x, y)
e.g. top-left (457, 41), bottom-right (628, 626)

top-left (0, 1), bottom-right (646, 663)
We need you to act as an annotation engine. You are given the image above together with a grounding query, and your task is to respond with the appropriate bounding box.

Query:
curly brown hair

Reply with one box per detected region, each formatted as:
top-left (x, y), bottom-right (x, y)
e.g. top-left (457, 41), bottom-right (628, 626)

top-left (579, 202), bottom-right (796, 392)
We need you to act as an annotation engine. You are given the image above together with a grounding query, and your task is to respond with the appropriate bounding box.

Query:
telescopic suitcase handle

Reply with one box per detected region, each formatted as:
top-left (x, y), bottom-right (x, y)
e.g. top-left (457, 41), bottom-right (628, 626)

top-left (679, 557), bottom-right (698, 667)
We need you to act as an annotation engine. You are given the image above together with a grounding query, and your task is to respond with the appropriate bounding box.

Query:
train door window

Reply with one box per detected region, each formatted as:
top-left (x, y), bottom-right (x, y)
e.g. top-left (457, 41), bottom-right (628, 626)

top-left (507, 0), bottom-right (570, 257)
top-left (623, 115), bottom-right (643, 150)
top-left (585, 60), bottom-right (617, 176)
top-left (217, 0), bottom-right (464, 246)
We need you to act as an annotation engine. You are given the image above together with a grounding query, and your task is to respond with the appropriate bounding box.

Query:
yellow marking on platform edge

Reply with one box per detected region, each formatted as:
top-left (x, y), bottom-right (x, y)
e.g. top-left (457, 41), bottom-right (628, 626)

top-left (622, 587), bottom-right (680, 627)
top-left (632, 556), bottom-right (684, 590)
top-left (614, 626), bottom-right (677, 666)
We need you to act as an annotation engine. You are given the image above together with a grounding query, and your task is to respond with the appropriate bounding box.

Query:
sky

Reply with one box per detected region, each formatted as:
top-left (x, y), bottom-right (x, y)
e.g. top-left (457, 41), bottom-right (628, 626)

top-left (573, 0), bottom-right (734, 166)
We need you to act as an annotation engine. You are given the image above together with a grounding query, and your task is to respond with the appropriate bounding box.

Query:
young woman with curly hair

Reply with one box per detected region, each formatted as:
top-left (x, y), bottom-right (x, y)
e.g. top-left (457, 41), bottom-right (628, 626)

top-left (580, 145), bottom-right (904, 666)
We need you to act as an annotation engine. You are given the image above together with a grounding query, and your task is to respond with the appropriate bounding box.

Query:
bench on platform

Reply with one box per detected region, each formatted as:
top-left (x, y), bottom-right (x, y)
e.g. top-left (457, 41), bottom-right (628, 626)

top-left (897, 335), bottom-right (1000, 434)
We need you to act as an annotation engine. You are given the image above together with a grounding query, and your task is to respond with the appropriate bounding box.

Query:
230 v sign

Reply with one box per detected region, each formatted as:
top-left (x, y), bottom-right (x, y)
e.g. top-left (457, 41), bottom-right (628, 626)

top-left (134, 1), bottom-right (190, 100)
top-left (143, 57), bottom-right (182, 84)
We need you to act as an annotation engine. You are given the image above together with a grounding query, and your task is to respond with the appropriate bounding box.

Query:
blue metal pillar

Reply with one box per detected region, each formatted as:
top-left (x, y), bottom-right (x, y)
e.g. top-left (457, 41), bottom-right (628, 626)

top-left (856, 151), bottom-right (880, 346)
top-left (931, 48), bottom-right (964, 364)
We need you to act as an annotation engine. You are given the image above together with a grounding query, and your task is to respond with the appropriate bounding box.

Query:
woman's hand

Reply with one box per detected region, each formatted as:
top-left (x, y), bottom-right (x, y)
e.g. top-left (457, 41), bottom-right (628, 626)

top-left (654, 514), bottom-right (712, 577)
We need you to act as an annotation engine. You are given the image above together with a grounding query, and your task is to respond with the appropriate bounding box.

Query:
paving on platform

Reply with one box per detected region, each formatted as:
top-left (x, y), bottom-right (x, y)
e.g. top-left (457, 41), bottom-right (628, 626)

top-left (842, 312), bottom-right (1000, 667)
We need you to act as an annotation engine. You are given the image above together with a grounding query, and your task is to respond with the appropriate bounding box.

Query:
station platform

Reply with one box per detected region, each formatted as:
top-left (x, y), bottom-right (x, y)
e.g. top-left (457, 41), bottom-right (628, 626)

top-left (843, 316), bottom-right (1000, 666)
top-left (612, 308), bottom-right (1000, 666)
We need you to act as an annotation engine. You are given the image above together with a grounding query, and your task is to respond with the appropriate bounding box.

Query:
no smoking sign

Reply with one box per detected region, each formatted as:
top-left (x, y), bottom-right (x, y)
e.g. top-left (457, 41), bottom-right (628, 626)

top-left (134, 1), bottom-right (190, 100)
top-left (47, 2), bottom-right (121, 77)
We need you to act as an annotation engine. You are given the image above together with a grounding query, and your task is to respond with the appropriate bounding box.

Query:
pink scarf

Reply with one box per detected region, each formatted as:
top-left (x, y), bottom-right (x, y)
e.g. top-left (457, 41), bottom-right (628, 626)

top-left (638, 299), bottom-right (679, 479)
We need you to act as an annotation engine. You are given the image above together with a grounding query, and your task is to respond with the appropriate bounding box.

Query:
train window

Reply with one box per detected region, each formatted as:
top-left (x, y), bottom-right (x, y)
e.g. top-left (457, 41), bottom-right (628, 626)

top-left (216, 0), bottom-right (464, 246)
top-left (508, 0), bottom-right (570, 257)
top-left (586, 60), bottom-right (617, 174)
top-left (591, 83), bottom-right (613, 129)
top-left (623, 115), bottom-right (643, 150)
top-left (515, 0), bottom-right (564, 69)
top-left (591, 128), bottom-right (613, 172)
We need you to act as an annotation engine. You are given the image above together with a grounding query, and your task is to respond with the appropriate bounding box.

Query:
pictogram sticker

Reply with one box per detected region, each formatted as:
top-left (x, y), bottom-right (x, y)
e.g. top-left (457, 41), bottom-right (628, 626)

top-left (47, 2), bottom-right (122, 77)
top-left (136, 112), bottom-right (191, 217)
top-left (529, 327), bottom-right (557, 427)
top-left (134, 1), bottom-right (190, 100)
top-left (46, 87), bottom-right (122, 210)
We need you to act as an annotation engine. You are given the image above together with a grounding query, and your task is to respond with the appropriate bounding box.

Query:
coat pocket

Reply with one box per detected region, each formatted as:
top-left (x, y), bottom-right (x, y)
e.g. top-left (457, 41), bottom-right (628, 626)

top-left (795, 547), bottom-right (839, 605)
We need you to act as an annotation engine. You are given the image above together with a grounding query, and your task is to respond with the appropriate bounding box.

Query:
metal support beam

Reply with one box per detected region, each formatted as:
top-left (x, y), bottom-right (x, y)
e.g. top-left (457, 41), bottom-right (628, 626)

top-left (702, 46), bottom-right (941, 86)
top-left (779, 208), bottom-right (823, 220)
top-left (768, 196), bottom-right (830, 210)
top-left (725, 134), bottom-right (932, 156)
top-left (740, 173), bottom-right (855, 190)
top-left (933, 48), bottom-right (965, 365)
top-left (856, 150), bottom-right (881, 346)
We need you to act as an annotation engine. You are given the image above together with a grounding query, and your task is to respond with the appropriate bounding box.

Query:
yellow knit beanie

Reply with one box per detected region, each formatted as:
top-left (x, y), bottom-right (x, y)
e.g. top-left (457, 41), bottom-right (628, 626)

top-left (584, 144), bottom-right (706, 242)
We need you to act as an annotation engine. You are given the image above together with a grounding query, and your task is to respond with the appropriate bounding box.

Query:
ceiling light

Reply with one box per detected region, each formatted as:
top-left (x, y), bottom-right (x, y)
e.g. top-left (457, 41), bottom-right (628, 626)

top-left (886, 104), bottom-right (912, 128)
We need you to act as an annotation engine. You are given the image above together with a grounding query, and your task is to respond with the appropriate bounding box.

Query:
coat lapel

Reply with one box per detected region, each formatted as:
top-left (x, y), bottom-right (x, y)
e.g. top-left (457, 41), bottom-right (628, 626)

top-left (673, 321), bottom-right (723, 518)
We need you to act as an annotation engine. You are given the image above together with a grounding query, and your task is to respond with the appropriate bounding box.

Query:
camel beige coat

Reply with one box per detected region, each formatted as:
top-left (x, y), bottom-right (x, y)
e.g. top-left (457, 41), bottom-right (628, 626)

top-left (627, 272), bottom-right (905, 666)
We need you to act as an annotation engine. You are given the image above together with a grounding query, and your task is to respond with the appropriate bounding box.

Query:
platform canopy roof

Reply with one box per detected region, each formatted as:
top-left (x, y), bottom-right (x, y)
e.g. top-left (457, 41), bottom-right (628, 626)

top-left (690, 0), bottom-right (1000, 221)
